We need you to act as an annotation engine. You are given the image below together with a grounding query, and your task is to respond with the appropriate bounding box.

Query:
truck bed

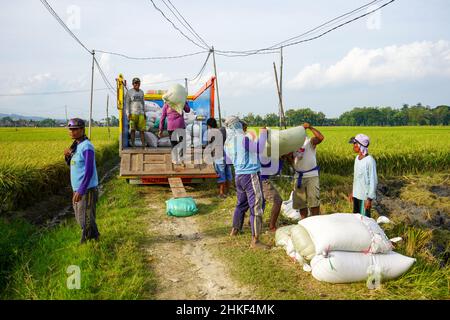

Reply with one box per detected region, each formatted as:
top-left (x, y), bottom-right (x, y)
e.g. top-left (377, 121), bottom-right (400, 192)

top-left (119, 147), bottom-right (218, 182)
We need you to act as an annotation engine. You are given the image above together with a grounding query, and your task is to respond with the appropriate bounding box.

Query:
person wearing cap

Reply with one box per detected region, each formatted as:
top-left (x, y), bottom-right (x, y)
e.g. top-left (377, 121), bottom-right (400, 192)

top-left (286, 122), bottom-right (324, 219)
top-left (348, 134), bottom-right (378, 217)
top-left (64, 118), bottom-right (100, 243)
top-left (224, 116), bottom-right (269, 249)
top-left (125, 77), bottom-right (146, 148)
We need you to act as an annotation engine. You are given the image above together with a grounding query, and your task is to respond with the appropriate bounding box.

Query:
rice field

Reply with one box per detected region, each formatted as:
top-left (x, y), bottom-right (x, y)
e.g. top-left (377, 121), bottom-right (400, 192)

top-left (316, 126), bottom-right (450, 176)
top-left (1, 126), bottom-right (449, 213)
top-left (0, 127), bottom-right (119, 213)
top-left (250, 126), bottom-right (450, 176)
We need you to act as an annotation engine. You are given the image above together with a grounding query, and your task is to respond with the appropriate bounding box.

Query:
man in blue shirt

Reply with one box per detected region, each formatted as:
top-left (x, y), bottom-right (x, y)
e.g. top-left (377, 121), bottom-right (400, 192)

top-left (224, 116), bottom-right (268, 249)
top-left (64, 118), bottom-right (100, 243)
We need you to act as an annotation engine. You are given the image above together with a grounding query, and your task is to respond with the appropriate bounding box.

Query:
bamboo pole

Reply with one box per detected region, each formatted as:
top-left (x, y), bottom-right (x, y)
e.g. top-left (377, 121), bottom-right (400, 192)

top-left (88, 50), bottom-right (95, 139)
top-left (212, 47), bottom-right (222, 126)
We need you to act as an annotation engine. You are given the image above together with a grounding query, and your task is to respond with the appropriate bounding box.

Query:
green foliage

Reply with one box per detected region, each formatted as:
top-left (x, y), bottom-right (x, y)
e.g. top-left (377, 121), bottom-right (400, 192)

top-left (1, 178), bottom-right (155, 300)
top-left (241, 104), bottom-right (449, 127)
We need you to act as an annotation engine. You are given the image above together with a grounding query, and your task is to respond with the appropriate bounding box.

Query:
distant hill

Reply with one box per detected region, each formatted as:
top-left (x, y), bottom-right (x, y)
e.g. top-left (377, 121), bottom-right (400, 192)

top-left (0, 113), bottom-right (62, 121)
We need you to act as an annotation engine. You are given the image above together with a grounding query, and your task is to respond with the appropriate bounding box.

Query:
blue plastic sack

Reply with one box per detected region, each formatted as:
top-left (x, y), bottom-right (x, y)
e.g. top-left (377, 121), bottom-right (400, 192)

top-left (166, 197), bottom-right (198, 217)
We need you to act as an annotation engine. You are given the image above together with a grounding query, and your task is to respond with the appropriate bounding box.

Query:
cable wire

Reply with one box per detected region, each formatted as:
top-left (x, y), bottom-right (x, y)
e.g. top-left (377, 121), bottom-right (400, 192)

top-left (93, 57), bottom-right (116, 94)
top-left (149, 0), bottom-right (209, 50)
top-left (40, 0), bottom-right (92, 54)
top-left (94, 49), bottom-right (209, 60)
top-left (0, 88), bottom-right (109, 97)
top-left (164, 0), bottom-right (209, 48)
top-left (215, 0), bottom-right (394, 56)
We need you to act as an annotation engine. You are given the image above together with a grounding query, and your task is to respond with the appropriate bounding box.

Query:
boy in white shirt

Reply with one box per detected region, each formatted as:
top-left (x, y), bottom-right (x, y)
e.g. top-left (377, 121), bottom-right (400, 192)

top-left (348, 134), bottom-right (378, 217)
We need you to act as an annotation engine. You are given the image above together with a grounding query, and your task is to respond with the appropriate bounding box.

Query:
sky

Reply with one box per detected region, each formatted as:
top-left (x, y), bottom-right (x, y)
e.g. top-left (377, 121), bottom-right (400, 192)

top-left (0, 0), bottom-right (449, 120)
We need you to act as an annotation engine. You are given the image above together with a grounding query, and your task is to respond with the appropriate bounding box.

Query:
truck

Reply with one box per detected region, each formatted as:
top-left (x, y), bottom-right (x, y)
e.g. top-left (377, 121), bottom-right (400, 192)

top-left (116, 74), bottom-right (219, 185)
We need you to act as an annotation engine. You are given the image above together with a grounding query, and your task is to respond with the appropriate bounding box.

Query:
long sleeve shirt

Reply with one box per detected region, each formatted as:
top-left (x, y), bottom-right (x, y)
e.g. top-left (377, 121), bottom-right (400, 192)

top-left (125, 88), bottom-right (145, 115)
top-left (352, 155), bottom-right (378, 201)
top-left (70, 140), bottom-right (98, 195)
top-left (224, 130), bottom-right (267, 175)
top-left (159, 102), bottom-right (190, 131)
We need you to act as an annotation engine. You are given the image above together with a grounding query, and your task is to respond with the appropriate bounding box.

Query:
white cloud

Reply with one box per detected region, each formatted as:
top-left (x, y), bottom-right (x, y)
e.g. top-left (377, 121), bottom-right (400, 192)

top-left (287, 40), bottom-right (450, 89)
top-left (216, 71), bottom-right (273, 97)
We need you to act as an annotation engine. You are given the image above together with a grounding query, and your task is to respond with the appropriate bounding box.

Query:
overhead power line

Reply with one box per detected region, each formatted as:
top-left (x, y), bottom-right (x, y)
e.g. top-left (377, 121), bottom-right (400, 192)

top-left (141, 51), bottom-right (212, 86)
top-left (149, 0), bottom-right (209, 50)
top-left (93, 57), bottom-right (116, 94)
top-left (40, 0), bottom-right (91, 54)
top-left (94, 49), bottom-right (209, 60)
top-left (163, 0), bottom-right (210, 48)
top-left (214, 0), bottom-right (395, 56)
top-left (0, 88), bottom-right (109, 97)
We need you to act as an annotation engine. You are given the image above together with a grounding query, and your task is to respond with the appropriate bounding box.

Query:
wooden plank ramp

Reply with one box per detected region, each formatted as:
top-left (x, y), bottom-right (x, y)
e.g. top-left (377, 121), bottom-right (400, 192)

top-left (168, 177), bottom-right (188, 198)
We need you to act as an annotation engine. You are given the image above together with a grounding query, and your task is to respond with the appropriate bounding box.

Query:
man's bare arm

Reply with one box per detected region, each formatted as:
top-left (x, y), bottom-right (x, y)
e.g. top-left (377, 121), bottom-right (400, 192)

top-left (303, 122), bottom-right (324, 146)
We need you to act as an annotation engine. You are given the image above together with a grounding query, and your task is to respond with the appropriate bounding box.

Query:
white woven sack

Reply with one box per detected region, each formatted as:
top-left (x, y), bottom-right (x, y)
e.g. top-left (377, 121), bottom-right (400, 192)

top-left (144, 101), bottom-right (161, 113)
top-left (144, 132), bottom-right (158, 148)
top-left (275, 225), bottom-right (295, 248)
top-left (290, 225), bottom-right (315, 260)
top-left (311, 251), bottom-right (416, 283)
top-left (299, 213), bottom-right (393, 255)
top-left (158, 136), bottom-right (172, 147)
top-left (281, 192), bottom-right (301, 221)
top-left (162, 84), bottom-right (187, 115)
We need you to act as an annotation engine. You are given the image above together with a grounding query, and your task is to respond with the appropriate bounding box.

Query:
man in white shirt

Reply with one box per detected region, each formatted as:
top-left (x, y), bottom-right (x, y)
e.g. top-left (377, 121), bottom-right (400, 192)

top-left (125, 77), bottom-right (146, 148)
top-left (287, 122), bottom-right (324, 219)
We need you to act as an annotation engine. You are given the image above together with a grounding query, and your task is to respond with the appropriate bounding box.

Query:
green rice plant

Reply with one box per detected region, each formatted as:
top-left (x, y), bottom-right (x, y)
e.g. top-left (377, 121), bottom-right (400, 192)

top-left (404, 227), bottom-right (434, 258)
top-left (0, 127), bottom-right (119, 213)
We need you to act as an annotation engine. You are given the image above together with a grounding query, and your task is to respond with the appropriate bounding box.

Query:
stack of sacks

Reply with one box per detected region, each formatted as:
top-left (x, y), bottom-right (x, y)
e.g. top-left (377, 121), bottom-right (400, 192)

top-left (184, 110), bottom-right (196, 125)
top-left (281, 192), bottom-right (301, 221)
top-left (186, 120), bottom-right (204, 148)
top-left (275, 213), bottom-right (416, 283)
top-left (144, 101), bottom-right (162, 131)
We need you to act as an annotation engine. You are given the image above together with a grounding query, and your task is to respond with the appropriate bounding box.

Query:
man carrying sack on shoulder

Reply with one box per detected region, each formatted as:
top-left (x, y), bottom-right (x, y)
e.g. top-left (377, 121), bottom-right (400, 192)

top-left (286, 123), bottom-right (324, 219)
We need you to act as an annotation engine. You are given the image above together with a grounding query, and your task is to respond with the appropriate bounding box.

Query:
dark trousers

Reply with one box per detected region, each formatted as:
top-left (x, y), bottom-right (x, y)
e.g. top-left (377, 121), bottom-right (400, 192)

top-left (352, 197), bottom-right (371, 218)
top-left (73, 188), bottom-right (100, 243)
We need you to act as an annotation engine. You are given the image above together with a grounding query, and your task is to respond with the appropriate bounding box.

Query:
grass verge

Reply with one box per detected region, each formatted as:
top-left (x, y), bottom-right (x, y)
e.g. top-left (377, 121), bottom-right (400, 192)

top-left (193, 174), bottom-right (449, 300)
top-left (0, 177), bottom-right (156, 299)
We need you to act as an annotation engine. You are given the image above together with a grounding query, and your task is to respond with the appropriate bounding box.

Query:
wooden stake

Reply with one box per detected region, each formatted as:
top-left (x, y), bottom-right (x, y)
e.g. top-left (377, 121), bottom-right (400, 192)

top-left (88, 50), bottom-right (95, 139)
top-left (212, 47), bottom-right (222, 126)
top-left (106, 94), bottom-right (110, 140)
top-left (273, 62), bottom-right (285, 129)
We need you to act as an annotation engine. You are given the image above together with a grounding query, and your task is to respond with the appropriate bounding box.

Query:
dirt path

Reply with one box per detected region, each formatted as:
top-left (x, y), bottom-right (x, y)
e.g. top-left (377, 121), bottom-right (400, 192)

top-left (144, 186), bottom-right (254, 300)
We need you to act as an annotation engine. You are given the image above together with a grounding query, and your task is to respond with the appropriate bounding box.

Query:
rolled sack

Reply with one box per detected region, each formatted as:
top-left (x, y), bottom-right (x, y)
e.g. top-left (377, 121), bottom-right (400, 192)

top-left (162, 84), bottom-right (187, 115)
top-left (264, 126), bottom-right (306, 158)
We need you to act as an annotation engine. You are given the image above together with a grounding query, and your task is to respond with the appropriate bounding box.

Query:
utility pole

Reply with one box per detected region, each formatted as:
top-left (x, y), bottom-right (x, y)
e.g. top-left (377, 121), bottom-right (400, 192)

top-left (65, 105), bottom-right (68, 123)
top-left (88, 50), bottom-right (95, 139)
top-left (106, 94), bottom-right (110, 140)
top-left (211, 46), bottom-right (222, 126)
top-left (184, 77), bottom-right (188, 95)
top-left (273, 62), bottom-right (286, 129)
top-left (280, 46), bottom-right (286, 128)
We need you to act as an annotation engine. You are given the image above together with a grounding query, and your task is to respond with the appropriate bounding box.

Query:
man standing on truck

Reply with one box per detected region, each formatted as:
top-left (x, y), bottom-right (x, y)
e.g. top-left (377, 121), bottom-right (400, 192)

top-left (64, 118), bottom-right (100, 243)
top-left (125, 77), bottom-right (146, 148)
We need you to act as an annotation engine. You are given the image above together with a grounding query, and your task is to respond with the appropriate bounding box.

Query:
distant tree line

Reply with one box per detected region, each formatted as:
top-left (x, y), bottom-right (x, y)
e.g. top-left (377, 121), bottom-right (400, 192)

top-left (0, 116), bottom-right (119, 127)
top-left (241, 104), bottom-right (449, 127)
